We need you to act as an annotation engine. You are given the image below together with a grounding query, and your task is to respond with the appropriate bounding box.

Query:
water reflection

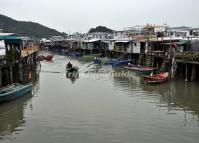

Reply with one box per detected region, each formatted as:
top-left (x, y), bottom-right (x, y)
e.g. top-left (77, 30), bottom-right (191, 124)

top-left (113, 73), bottom-right (199, 121)
top-left (1, 52), bottom-right (198, 143)
top-left (143, 81), bottom-right (199, 117)
top-left (0, 93), bottom-right (32, 139)
top-left (0, 67), bottom-right (40, 140)
top-left (66, 72), bottom-right (79, 84)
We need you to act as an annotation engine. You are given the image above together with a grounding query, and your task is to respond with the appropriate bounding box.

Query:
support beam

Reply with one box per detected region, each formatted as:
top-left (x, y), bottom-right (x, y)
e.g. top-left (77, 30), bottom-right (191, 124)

top-left (185, 64), bottom-right (188, 82)
top-left (19, 63), bottom-right (23, 82)
top-left (10, 65), bottom-right (13, 84)
top-left (0, 68), bottom-right (2, 87)
top-left (191, 64), bottom-right (196, 81)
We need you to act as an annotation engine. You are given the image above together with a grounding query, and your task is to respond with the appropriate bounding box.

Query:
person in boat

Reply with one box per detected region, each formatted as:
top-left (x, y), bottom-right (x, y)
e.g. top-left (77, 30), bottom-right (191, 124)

top-left (128, 61), bottom-right (134, 67)
top-left (67, 61), bottom-right (73, 68)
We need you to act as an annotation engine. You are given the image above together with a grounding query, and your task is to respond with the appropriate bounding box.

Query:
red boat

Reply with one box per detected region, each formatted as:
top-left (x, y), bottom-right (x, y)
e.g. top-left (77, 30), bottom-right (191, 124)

top-left (45, 55), bottom-right (54, 61)
top-left (143, 72), bottom-right (169, 84)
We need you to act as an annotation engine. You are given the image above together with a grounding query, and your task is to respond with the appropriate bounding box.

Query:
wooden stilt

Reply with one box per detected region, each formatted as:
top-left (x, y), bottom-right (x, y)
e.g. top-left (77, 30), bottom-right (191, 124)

top-left (185, 64), bottom-right (188, 82)
top-left (191, 64), bottom-right (196, 81)
top-left (19, 63), bottom-right (23, 82)
top-left (10, 65), bottom-right (13, 84)
top-left (0, 68), bottom-right (2, 88)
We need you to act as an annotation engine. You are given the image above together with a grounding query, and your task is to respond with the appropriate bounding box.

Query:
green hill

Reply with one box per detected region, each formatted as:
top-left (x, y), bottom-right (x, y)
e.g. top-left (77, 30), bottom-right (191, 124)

top-left (0, 14), bottom-right (65, 39)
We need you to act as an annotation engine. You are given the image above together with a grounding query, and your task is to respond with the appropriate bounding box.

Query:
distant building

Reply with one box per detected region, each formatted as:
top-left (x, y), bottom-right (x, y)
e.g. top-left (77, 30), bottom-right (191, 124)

top-left (85, 32), bottom-right (112, 40)
top-left (0, 40), bottom-right (5, 56)
top-left (167, 26), bottom-right (192, 37)
top-left (81, 32), bottom-right (112, 50)
top-left (113, 28), bottom-right (137, 40)
top-left (50, 36), bottom-right (65, 47)
top-left (191, 28), bottom-right (199, 36)
top-left (40, 38), bottom-right (52, 46)
top-left (50, 36), bottom-right (65, 42)
top-left (66, 33), bottom-right (83, 41)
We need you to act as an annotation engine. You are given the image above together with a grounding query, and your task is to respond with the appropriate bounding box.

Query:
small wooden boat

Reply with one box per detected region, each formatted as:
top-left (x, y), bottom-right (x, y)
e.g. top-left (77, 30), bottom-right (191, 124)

top-left (66, 72), bottom-right (79, 83)
top-left (124, 66), bottom-right (158, 75)
top-left (61, 49), bottom-right (69, 54)
top-left (66, 66), bottom-right (79, 72)
top-left (45, 55), bottom-right (54, 61)
top-left (93, 58), bottom-right (102, 64)
top-left (0, 83), bottom-right (32, 103)
top-left (143, 72), bottom-right (169, 84)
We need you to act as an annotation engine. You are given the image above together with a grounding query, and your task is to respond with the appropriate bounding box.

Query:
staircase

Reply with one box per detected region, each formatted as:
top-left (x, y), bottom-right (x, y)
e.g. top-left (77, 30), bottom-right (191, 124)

top-left (160, 58), bottom-right (169, 71)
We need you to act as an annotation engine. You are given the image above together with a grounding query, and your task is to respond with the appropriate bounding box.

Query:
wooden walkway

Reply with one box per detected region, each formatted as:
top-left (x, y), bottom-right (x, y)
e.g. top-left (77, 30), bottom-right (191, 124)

top-left (21, 46), bottom-right (39, 58)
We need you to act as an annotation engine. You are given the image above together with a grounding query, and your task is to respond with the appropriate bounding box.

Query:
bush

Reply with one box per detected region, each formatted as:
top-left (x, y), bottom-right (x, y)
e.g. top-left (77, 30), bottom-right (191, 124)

top-left (183, 52), bottom-right (199, 62)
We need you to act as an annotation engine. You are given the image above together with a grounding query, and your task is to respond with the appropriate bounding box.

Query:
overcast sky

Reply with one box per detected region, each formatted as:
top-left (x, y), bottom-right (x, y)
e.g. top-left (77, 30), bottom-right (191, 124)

top-left (1, 0), bottom-right (199, 33)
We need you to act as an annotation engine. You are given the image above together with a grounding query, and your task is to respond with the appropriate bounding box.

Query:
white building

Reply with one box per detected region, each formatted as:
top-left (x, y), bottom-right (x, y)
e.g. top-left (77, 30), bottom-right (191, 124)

top-left (167, 26), bottom-right (192, 37)
top-left (50, 36), bottom-right (65, 42)
top-left (82, 32), bottom-right (112, 50)
top-left (66, 33), bottom-right (83, 41)
top-left (85, 32), bottom-right (112, 40)
top-left (0, 40), bottom-right (5, 55)
top-left (191, 28), bottom-right (199, 36)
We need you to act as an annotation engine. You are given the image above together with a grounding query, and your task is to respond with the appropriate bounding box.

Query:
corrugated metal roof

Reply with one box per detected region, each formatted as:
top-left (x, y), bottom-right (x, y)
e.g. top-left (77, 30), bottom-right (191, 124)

top-left (0, 33), bottom-right (21, 42)
top-left (87, 39), bottom-right (101, 43)
top-left (114, 40), bottom-right (129, 43)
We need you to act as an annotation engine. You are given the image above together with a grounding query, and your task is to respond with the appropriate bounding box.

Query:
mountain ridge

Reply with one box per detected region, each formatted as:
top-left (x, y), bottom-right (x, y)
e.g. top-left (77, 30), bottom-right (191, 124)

top-left (0, 14), bottom-right (65, 39)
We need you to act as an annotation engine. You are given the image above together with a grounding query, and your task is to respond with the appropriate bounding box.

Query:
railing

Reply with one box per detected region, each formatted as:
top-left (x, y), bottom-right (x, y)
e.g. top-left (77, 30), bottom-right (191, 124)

top-left (147, 51), bottom-right (165, 57)
top-left (21, 46), bottom-right (39, 58)
top-left (114, 46), bottom-right (126, 52)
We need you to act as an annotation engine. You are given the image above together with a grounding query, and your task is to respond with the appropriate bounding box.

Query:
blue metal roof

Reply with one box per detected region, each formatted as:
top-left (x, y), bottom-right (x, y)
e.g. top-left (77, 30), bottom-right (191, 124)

top-left (0, 34), bottom-right (22, 43)
top-left (0, 33), bottom-right (21, 40)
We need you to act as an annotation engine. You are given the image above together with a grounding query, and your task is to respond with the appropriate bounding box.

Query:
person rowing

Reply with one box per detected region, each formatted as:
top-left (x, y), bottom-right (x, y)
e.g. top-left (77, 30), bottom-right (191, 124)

top-left (66, 61), bottom-right (73, 68)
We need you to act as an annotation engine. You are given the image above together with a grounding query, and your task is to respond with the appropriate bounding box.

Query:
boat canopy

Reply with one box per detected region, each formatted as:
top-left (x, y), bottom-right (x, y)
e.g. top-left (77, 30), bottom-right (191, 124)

top-left (162, 40), bottom-right (189, 48)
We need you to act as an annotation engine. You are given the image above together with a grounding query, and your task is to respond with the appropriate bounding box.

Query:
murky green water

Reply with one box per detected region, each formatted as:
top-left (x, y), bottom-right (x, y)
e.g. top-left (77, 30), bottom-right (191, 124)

top-left (0, 51), bottom-right (199, 143)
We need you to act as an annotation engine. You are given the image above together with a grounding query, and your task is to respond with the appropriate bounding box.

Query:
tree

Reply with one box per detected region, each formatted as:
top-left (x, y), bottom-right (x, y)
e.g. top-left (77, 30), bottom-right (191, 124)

top-left (88, 26), bottom-right (113, 33)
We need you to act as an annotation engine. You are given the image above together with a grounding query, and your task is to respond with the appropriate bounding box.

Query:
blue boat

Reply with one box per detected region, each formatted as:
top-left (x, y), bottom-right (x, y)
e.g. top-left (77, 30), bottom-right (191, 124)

top-left (61, 49), bottom-right (69, 54)
top-left (0, 83), bottom-right (33, 103)
top-left (107, 59), bottom-right (132, 66)
top-left (93, 58), bottom-right (108, 65)
top-left (93, 58), bottom-right (102, 64)
top-left (68, 52), bottom-right (82, 57)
